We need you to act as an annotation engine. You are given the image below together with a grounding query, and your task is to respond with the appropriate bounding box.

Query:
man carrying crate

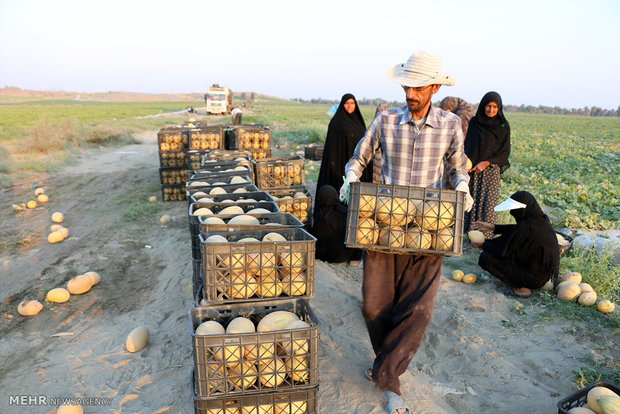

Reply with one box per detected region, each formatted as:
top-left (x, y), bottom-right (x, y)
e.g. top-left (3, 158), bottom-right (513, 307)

top-left (340, 50), bottom-right (474, 414)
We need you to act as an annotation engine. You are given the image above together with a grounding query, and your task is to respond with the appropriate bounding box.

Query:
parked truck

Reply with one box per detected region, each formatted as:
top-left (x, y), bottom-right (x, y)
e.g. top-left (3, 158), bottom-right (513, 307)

top-left (204, 84), bottom-right (233, 115)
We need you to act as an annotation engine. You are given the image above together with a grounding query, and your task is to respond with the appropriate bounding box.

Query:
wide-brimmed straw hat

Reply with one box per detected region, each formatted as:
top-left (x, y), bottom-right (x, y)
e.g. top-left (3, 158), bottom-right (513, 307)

top-left (387, 51), bottom-right (455, 87)
top-left (494, 196), bottom-right (527, 212)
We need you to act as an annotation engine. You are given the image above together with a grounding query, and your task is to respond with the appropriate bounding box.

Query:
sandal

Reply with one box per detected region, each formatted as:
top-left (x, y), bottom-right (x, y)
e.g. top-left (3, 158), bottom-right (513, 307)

top-left (364, 364), bottom-right (373, 381)
top-left (347, 259), bottom-right (362, 268)
top-left (499, 287), bottom-right (531, 298)
top-left (382, 391), bottom-right (410, 414)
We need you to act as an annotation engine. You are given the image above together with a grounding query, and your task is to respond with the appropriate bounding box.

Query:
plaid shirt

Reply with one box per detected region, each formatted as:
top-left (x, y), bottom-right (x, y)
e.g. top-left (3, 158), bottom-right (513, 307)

top-left (345, 104), bottom-right (470, 189)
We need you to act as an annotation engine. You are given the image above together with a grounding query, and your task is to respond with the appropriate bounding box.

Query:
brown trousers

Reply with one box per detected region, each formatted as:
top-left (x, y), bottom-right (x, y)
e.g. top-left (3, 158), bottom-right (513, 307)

top-left (362, 250), bottom-right (443, 394)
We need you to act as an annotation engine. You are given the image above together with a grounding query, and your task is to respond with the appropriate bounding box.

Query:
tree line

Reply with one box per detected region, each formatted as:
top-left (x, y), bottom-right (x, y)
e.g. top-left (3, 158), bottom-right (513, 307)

top-left (291, 97), bottom-right (619, 117)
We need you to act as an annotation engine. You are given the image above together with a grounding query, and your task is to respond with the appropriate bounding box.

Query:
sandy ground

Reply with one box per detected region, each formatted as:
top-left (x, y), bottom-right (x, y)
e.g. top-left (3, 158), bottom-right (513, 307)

top-left (1, 131), bottom-right (618, 414)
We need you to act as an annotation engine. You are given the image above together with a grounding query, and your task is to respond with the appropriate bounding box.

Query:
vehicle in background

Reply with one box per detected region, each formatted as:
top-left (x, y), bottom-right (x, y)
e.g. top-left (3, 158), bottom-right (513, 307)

top-left (205, 84), bottom-right (233, 115)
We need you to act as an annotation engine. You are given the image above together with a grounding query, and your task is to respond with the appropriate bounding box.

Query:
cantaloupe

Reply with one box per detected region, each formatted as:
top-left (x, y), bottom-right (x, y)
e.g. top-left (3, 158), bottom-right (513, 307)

top-left (85, 271), bottom-right (101, 286)
top-left (463, 273), bottom-right (477, 284)
top-left (46, 288), bottom-right (70, 303)
top-left (193, 207), bottom-right (214, 216)
top-left (280, 271), bottom-right (307, 296)
top-left (416, 200), bottom-right (455, 231)
top-left (284, 355), bottom-right (309, 382)
top-left (226, 317), bottom-right (256, 334)
top-left (263, 232), bottom-right (287, 242)
top-left (220, 206), bottom-right (245, 215)
top-left (196, 197), bottom-right (215, 203)
top-left (210, 187), bottom-right (227, 195)
top-left (56, 404), bottom-right (84, 414)
top-left (598, 395), bottom-right (620, 414)
top-left (257, 274), bottom-right (283, 297)
top-left (561, 272), bottom-right (583, 284)
top-left (148, 195), bottom-right (157, 203)
top-left (258, 358), bottom-right (287, 387)
top-left (451, 269), bottom-right (464, 282)
top-left (578, 291), bottom-right (597, 306)
top-left (27, 200), bottom-right (37, 209)
top-left (466, 158), bottom-right (473, 170)
top-left (160, 214), bottom-right (172, 224)
top-left (375, 196), bottom-right (408, 227)
top-left (193, 191), bottom-right (209, 198)
top-left (243, 405), bottom-right (273, 414)
top-left (587, 386), bottom-right (619, 413)
top-left (203, 216), bottom-right (226, 225)
top-left (228, 215), bottom-right (260, 225)
top-left (435, 227), bottom-right (455, 251)
top-left (126, 327), bottom-right (149, 353)
top-left (228, 361), bottom-right (258, 389)
top-left (18, 299), bottom-right (43, 316)
top-left (596, 299), bottom-right (615, 314)
top-left (48, 231), bottom-right (64, 244)
top-left (359, 194), bottom-right (377, 219)
top-left (356, 217), bottom-right (379, 245)
top-left (556, 280), bottom-right (577, 291)
top-left (57, 227), bottom-right (69, 240)
top-left (279, 319), bottom-right (310, 356)
top-left (579, 283), bottom-right (594, 293)
top-left (246, 208), bottom-right (271, 214)
top-left (37, 194), bottom-right (49, 203)
top-left (378, 226), bottom-right (405, 248)
top-left (51, 212), bottom-right (64, 223)
top-left (257, 311), bottom-right (299, 332)
top-left (34, 187), bottom-right (45, 196)
top-left (557, 282), bottom-right (581, 301)
top-left (196, 320), bottom-right (225, 335)
top-left (205, 235), bottom-right (228, 243)
top-left (233, 188), bottom-right (248, 193)
top-left (567, 407), bottom-right (597, 414)
top-left (230, 176), bottom-right (248, 184)
top-left (405, 227), bottom-right (432, 250)
top-left (12, 203), bottom-right (26, 211)
top-left (66, 275), bottom-right (92, 295)
top-left (468, 230), bottom-right (485, 244)
top-left (541, 279), bottom-right (554, 291)
top-left (189, 181), bottom-right (209, 187)
top-left (228, 271), bottom-right (259, 299)
top-left (279, 251), bottom-right (305, 268)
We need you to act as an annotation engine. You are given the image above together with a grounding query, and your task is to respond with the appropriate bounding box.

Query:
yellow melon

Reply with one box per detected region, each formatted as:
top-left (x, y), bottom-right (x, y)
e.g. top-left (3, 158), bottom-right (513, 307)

top-left (193, 207), bottom-right (214, 216)
top-left (378, 226), bottom-right (405, 248)
top-left (540, 279), bottom-right (554, 291)
top-left (204, 216), bottom-right (226, 225)
top-left (247, 208), bottom-right (271, 214)
top-left (85, 271), bottom-right (101, 286)
top-left (258, 274), bottom-right (283, 297)
top-left (435, 227), bottom-right (455, 251)
top-left (358, 194), bottom-right (377, 219)
top-left (561, 272), bottom-right (582, 284)
top-left (56, 404), bottom-right (84, 414)
top-left (46, 288), bottom-right (70, 303)
top-left (126, 326), bottom-right (149, 353)
top-left (258, 358), bottom-right (287, 388)
top-left (375, 196), bottom-right (408, 227)
top-left (57, 227), bottom-right (69, 240)
top-left (578, 291), bottom-right (597, 306)
top-left (148, 195), bottom-right (157, 203)
top-left (416, 200), bottom-right (455, 231)
top-left (27, 200), bottom-right (37, 209)
top-left (210, 187), bottom-right (227, 195)
top-left (230, 176), bottom-right (248, 184)
top-left (51, 212), bottom-right (64, 223)
top-left (227, 271), bottom-right (259, 299)
top-left (463, 273), bottom-right (477, 284)
top-left (557, 282), bottom-right (581, 301)
top-left (34, 187), bottom-right (45, 196)
top-left (356, 217), bottom-right (379, 245)
top-left (279, 251), bottom-right (305, 268)
top-left (220, 206), bottom-right (245, 215)
top-left (37, 194), bottom-right (49, 203)
top-left (587, 386), bottom-right (618, 413)
top-left (17, 299), bottom-right (43, 316)
top-left (195, 320), bottom-right (225, 335)
top-left (257, 311), bottom-right (299, 332)
top-left (468, 230), bottom-right (485, 244)
top-left (284, 355), bottom-right (309, 382)
top-left (66, 274), bottom-right (93, 295)
top-left (263, 232), bottom-right (287, 242)
top-left (280, 271), bottom-right (307, 296)
top-left (160, 214), bottom-right (172, 224)
top-left (405, 227), bottom-right (432, 250)
top-left (228, 215), bottom-right (260, 225)
top-left (451, 269), bottom-right (464, 282)
top-left (47, 231), bottom-right (64, 244)
top-left (243, 405), bottom-right (273, 414)
top-left (596, 299), bottom-right (615, 314)
top-left (579, 283), bottom-right (594, 293)
top-left (228, 361), bottom-right (258, 389)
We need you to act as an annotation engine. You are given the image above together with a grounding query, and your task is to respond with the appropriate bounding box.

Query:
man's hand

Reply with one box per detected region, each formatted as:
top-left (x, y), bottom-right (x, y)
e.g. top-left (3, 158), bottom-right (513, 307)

top-left (456, 181), bottom-right (473, 212)
top-left (339, 171), bottom-right (359, 204)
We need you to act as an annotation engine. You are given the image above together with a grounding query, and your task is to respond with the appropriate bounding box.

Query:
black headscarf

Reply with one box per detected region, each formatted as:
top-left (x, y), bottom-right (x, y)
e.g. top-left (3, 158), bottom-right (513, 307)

top-left (316, 93), bottom-right (370, 195)
top-left (465, 91), bottom-right (511, 172)
top-left (483, 191), bottom-right (560, 285)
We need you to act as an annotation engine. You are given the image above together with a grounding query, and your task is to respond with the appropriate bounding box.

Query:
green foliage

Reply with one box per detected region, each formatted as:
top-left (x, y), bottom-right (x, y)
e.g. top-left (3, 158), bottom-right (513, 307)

top-left (574, 358), bottom-right (620, 388)
top-left (560, 249), bottom-right (619, 303)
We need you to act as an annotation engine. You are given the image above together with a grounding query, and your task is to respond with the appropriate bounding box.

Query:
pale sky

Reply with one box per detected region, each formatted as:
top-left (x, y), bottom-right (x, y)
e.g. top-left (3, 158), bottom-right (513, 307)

top-left (1, 0), bottom-right (619, 109)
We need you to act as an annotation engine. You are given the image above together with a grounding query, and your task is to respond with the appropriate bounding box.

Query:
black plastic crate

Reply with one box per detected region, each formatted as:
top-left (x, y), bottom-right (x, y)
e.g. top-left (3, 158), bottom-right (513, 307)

top-left (187, 172), bottom-right (253, 189)
top-left (158, 127), bottom-right (188, 152)
top-left (557, 381), bottom-right (619, 414)
top-left (186, 126), bottom-right (226, 151)
top-left (192, 372), bottom-right (318, 414)
top-left (190, 164), bottom-right (253, 181)
top-left (188, 183), bottom-right (260, 203)
top-left (160, 184), bottom-right (187, 202)
top-left (253, 156), bottom-right (306, 189)
top-left (303, 145), bottom-right (324, 161)
top-left (159, 150), bottom-right (188, 168)
top-left (187, 150), bottom-right (210, 171)
top-left (160, 167), bottom-right (189, 186)
top-left (199, 212), bottom-right (303, 233)
top-left (199, 227), bottom-right (315, 304)
top-left (202, 149), bottom-right (254, 164)
top-left (190, 298), bottom-right (320, 398)
top-left (266, 186), bottom-right (312, 224)
top-left (193, 259), bottom-right (202, 299)
top-left (188, 199), bottom-right (280, 261)
top-left (227, 126), bottom-right (273, 151)
top-left (344, 182), bottom-right (465, 256)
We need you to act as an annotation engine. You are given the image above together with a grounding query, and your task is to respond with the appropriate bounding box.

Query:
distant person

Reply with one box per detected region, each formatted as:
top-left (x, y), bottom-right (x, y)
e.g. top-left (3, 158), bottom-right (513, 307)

top-left (231, 107), bottom-right (243, 125)
top-left (439, 96), bottom-right (474, 135)
top-left (471, 191), bottom-right (560, 297)
top-left (464, 91), bottom-right (511, 238)
top-left (312, 93), bottom-right (371, 267)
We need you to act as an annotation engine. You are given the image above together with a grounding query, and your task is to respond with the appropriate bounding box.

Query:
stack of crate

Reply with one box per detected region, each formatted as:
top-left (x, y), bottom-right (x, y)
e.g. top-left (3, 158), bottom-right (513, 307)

top-left (158, 125), bottom-right (190, 201)
top-left (186, 148), bottom-right (320, 413)
top-left (252, 155), bottom-right (313, 229)
top-left (227, 125), bottom-right (273, 160)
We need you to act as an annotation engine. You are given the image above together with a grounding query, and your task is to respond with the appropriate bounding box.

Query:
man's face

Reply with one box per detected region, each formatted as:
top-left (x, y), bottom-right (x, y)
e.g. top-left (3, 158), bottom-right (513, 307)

top-left (403, 84), bottom-right (439, 115)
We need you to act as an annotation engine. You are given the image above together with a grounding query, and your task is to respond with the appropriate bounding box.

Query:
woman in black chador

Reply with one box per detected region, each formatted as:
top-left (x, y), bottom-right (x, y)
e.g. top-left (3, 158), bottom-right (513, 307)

top-left (312, 93), bottom-right (371, 266)
top-left (471, 191), bottom-right (560, 297)
top-left (464, 91), bottom-right (511, 238)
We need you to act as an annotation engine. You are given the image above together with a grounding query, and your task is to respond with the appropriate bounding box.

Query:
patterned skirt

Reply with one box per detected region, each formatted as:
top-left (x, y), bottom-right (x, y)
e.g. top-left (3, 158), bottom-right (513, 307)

top-left (464, 165), bottom-right (501, 238)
